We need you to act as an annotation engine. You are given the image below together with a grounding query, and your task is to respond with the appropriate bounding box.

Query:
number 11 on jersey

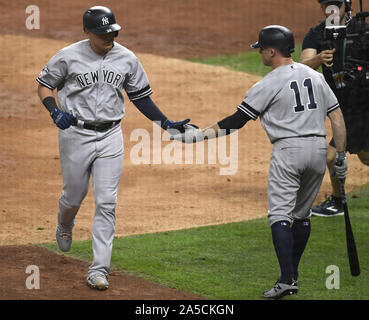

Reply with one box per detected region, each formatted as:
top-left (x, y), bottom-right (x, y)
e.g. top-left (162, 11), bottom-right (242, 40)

top-left (290, 78), bottom-right (317, 113)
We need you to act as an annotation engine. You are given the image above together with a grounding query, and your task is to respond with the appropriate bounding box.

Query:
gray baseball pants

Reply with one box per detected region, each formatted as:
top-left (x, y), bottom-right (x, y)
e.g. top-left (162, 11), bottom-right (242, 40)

top-left (57, 124), bottom-right (123, 278)
top-left (268, 136), bottom-right (327, 226)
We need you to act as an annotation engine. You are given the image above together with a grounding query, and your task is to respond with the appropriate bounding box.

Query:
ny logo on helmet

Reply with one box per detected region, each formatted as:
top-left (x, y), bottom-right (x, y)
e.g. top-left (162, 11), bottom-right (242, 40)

top-left (102, 17), bottom-right (109, 25)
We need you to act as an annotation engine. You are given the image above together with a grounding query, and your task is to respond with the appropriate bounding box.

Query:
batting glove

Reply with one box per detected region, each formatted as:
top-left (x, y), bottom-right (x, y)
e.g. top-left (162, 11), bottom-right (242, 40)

top-left (332, 151), bottom-right (348, 180)
top-left (162, 118), bottom-right (191, 135)
top-left (50, 108), bottom-right (75, 130)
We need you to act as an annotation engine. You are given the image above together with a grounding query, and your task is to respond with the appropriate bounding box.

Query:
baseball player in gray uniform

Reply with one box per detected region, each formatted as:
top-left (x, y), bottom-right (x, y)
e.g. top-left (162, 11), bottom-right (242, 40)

top-left (172, 25), bottom-right (347, 299)
top-left (37, 6), bottom-right (190, 290)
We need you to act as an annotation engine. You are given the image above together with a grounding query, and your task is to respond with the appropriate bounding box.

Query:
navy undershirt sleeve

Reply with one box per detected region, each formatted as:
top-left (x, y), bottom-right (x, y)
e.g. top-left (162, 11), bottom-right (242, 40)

top-left (133, 96), bottom-right (168, 127)
top-left (217, 109), bottom-right (251, 134)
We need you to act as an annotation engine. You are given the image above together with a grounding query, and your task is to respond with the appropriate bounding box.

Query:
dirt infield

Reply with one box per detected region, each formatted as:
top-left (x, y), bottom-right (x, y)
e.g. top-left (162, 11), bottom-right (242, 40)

top-left (0, 0), bottom-right (368, 299)
top-left (0, 245), bottom-right (204, 300)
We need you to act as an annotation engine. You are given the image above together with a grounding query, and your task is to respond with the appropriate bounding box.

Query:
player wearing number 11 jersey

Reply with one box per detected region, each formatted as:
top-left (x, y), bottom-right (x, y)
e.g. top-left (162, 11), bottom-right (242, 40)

top-left (172, 25), bottom-right (347, 299)
top-left (231, 26), bottom-right (347, 299)
top-left (224, 25), bottom-right (347, 298)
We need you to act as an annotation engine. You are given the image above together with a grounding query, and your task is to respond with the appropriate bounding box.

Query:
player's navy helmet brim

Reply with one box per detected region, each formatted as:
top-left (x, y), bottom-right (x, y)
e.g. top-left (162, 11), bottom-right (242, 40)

top-left (89, 23), bottom-right (121, 35)
top-left (250, 41), bottom-right (261, 49)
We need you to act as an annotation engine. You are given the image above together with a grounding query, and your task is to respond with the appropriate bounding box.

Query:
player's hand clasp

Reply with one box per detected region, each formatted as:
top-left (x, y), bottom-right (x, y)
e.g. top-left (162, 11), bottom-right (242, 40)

top-left (170, 124), bottom-right (204, 144)
top-left (163, 118), bottom-right (191, 135)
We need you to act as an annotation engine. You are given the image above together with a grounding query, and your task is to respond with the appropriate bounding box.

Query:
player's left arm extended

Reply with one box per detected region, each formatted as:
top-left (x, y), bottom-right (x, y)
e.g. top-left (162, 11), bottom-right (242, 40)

top-left (133, 96), bottom-right (190, 132)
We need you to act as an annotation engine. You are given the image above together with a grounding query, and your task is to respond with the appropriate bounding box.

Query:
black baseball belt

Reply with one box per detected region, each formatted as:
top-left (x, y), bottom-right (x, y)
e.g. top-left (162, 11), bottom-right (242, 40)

top-left (73, 119), bottom-right (121, 132)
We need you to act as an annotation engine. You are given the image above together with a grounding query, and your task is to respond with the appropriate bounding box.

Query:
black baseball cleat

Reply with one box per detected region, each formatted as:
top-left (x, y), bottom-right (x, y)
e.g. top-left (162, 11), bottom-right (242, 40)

top-left (263, 279), bottom-right (298, 299)
top-left (311, 195), bottom-right (344, 217)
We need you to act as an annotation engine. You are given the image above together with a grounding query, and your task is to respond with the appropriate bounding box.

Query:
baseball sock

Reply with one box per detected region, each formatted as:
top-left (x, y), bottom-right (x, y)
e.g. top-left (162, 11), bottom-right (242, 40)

top-left (291, 219), bottom-right (311, 280)
top-left (271, 221), bottom-right (294, 283)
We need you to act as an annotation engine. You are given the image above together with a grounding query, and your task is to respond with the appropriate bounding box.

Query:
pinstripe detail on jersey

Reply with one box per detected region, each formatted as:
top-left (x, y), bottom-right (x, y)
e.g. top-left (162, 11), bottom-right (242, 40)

top-left (327, 102), bottom-right (340, 114)
top-left (36, 77), bottom-right (55, 90)
top-left (237, 101), bottom-right (260, 120)
top-left (127, 85), bottom-right (153, 101)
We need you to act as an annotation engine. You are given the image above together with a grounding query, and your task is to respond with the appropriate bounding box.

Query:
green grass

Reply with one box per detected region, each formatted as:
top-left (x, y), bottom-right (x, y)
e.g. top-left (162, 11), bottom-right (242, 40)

top-left (41, 183), bottom-right (369, 300)
top-left (190, 45), bottom-right (323, 77)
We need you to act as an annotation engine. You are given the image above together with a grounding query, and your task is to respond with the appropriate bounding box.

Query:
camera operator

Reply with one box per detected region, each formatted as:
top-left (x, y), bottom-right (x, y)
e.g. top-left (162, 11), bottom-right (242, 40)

top-left (301, 0), bottom-right (369, 217)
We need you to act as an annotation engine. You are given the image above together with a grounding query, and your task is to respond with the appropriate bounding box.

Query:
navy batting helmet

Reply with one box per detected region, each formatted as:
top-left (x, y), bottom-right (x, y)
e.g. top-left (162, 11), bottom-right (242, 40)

top-left (83, 6), bottom-right (121, 35)
top-left (251, 25), bottom-right (295, 57)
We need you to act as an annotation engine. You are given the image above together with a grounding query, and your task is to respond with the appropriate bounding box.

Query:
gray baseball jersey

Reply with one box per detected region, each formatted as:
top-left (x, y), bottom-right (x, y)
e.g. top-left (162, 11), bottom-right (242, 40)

top-left (37, 39), bottom-right (152, 122)
top-left (237, 62), bottom-right (340, 225)
top-left (238, 62), bottom-right (339, 143)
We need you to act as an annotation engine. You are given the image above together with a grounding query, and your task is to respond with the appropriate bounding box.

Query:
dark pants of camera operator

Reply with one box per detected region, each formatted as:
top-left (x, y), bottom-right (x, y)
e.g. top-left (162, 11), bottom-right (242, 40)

top-left (300, 0), bottom-right (369, 214)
